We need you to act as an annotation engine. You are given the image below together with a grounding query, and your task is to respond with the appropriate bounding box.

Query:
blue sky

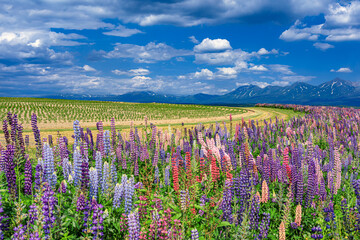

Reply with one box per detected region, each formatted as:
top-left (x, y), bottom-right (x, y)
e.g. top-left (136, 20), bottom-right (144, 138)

top-left (0, 0), bottom-right (360, 96)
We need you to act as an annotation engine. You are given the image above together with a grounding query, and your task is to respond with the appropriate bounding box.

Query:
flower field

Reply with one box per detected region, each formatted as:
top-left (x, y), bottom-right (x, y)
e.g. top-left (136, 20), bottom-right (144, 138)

top-left (0, 103), bottom-right (360, 239)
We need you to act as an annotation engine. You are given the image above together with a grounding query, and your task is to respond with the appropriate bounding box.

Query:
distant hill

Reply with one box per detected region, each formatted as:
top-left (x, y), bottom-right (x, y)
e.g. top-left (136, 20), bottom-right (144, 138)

top-left (46, 78), bottom-right (360, 106)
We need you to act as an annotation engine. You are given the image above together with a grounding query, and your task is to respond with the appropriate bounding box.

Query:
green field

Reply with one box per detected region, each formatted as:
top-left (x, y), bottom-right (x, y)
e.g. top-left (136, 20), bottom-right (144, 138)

top-left (0, 97), bottom-right (247, 125)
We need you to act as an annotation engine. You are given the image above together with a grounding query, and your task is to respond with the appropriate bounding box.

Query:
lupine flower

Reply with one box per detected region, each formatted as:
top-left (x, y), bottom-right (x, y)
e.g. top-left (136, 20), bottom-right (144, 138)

top-left (295, 204), bottom-right (302, 227)
top-left (154, 165), bottom-right (159, 184)
top-left (89, 168), bottom-right (98, 200)
top-left (4, 145), bottom-right (17, 197)
top-left (34, 163), bottom-right (43, 190)
top-left (104, 130), bottom-right (111, 156)
top-left (59, 180), bottom-right (67, 194)
top-left (128, 210), bottom-right (140, 240)
top-left (258, 213), bottom-right (270, 239)
top-left (221, 180), bottom-right (233, 223)
top-left (13, 224), bottom-right (26, 240)
top-left (113, 175), bottom-right (127, 209)
top-left (111, 158), bottom-right (118, 185)
top-left (73, 148), bottom-right (82, 186)
top-left (279, 221), bottom-right (286, 240)
top-left (191, 228), bottom-right (199, 240)
top-left (89, 198), bottom-right (104, 239)
top-left (81, 160), bottom-right (90, 192)
top-left (101, 161), bottom-right (111, 195)
top-left (73, 120), bottom-right (81, 149)
top-left (43, 143), bottom-right (57, 188)
top-left (125, 176), bottom-right (135, 214)
top-left (28, 203), bottom-right (38, 225)
top-left (77, 192), bottom-right (87, 212)
top-left (41, 183), bottom-right (57, 239)
top-left (2, 120), bottom-right (10, 145)
top-left (261, 180), bottom-right (269, 203)
top-left (249, 194), bottom-right (260, 230)
top-left (172, 159), bottom-right (179, 192)
top-left (24, 158), bottom-right (32, 195)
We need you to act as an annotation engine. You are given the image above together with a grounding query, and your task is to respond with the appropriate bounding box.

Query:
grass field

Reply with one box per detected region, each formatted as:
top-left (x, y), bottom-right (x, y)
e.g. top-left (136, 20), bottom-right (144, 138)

top-left (0, 97), bottom-right (304, 146)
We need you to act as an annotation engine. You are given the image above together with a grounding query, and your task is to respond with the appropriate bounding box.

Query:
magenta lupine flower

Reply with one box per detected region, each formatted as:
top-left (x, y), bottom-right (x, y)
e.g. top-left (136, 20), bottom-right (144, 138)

top-left (24, 158), bottom-right (33, 195)
top-left (128, 210), bottom-right (140, 240)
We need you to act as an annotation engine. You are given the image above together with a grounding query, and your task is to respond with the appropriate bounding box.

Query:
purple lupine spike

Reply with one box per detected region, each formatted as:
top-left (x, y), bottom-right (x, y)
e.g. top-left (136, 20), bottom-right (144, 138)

top-left (31, 113), bottom-right (41, 157)
top-left (90, 198), bottom-right (104, 239)
top-left (191, 228), bottom-right (199, 240)
top-left (2, 120), bottom-right (10, 145)
top-left (81, 160), bottom-right (90, 192)
top-left (4, 145), bottom-right (17, 197)
top-left (249, 194), bottom-right (260, 230)
top-left (221, 179), bottom-right (233, 223)
top-left (0, 150), bottom-right (6, 172)
top-left (305, 159), bottom-right (317, 208)
top-left (59, 180), bottom-right (67, 194)
top-left (128, 210), bottom-right (140, 240)
top-left (28, 203), bottom-right (38, 225)
top-left (16, 123), bottom-right (25, 157)
top-left (76, 192), bottom-right (87, 212)
top-left (10, 114), bottom-right (18, 145)
top-left (24, 157), bottom-right (33, 195)
top-left (41, 183), bottom-right (57, 239)
top-left (35, 163), bottom-right (43, 190)
top-left (258, 213), bottom-right (271, 239)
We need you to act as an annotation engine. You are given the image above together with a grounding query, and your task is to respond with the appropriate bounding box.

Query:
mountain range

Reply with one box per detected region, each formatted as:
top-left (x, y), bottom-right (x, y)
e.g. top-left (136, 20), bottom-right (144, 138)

top-left (47, 78), bottom-right (360, 106)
